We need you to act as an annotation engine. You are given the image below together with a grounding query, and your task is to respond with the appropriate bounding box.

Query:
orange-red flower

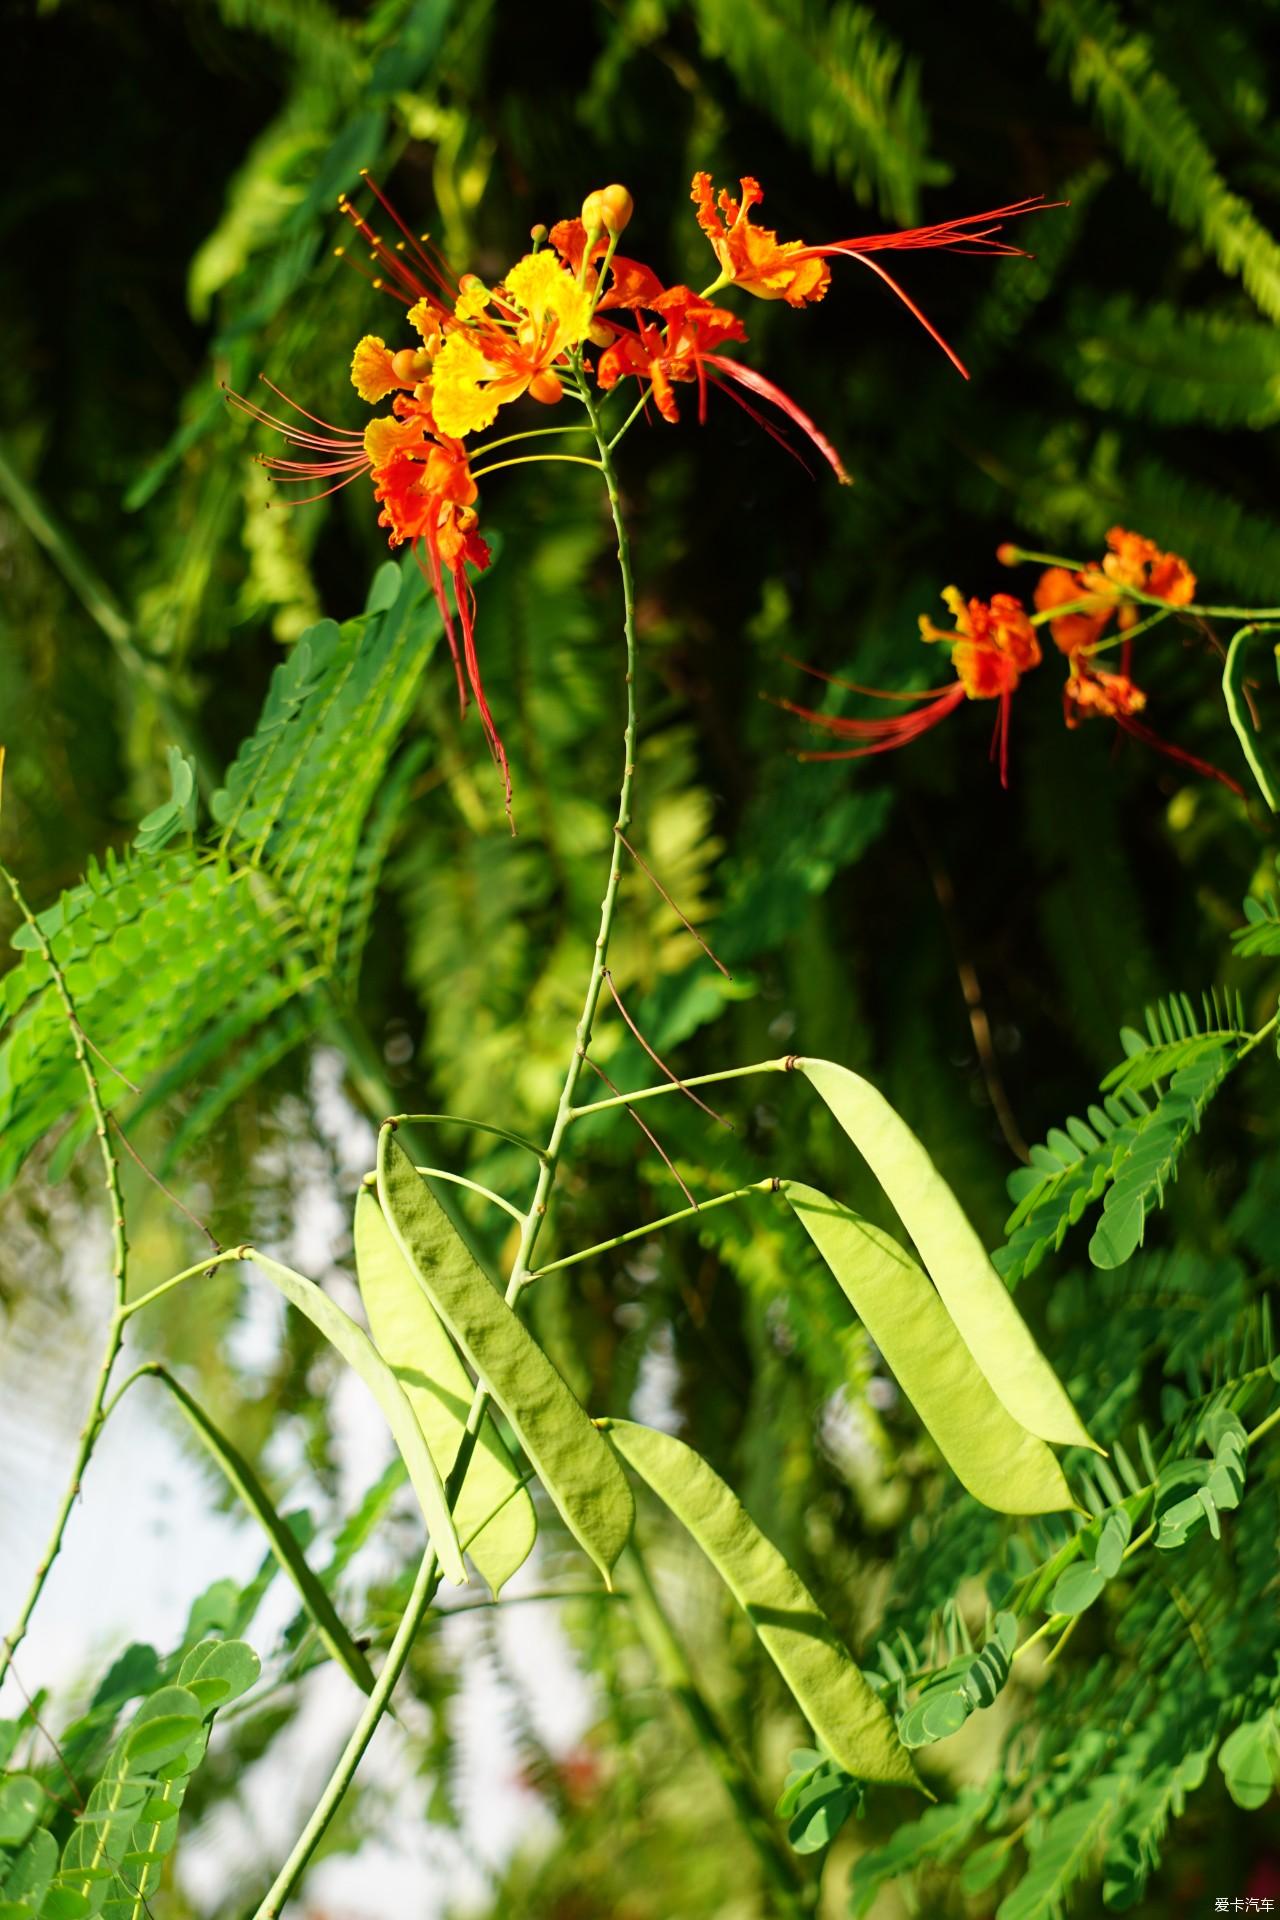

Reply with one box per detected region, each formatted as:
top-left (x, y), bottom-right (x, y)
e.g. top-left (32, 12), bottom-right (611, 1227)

top-left (1062, 659), bottom-right (1241, 793)
top-left (1033, 527), bottom-right (1197, 657)
top-left (1062, 665), bottom-right (1147, 725)
top-left (223, 375), bottom-right (511, 816)
top-left (596, 284), bottom-right (850, 482)
top-left (692, 174), bottom-right (1058, 376)
top-left (692, 174), bottom-right (831, 307)
top-left (778, 588), bottom-right (1041, 786)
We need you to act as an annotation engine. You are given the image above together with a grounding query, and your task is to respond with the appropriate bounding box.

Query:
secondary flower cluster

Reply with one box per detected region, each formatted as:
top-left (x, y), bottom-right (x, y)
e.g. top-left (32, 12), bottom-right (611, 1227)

top-left (782, 530), bottom-right (1240, 792)
top-left (230, 173), bottom-right (1054, 817)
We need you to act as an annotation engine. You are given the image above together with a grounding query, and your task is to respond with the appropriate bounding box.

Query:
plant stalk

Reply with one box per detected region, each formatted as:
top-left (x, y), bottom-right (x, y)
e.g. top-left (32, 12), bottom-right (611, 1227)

top-left (254, 362), bottom-right (644, 1915)
top-left (0, 864), bottom-right (130, 1690)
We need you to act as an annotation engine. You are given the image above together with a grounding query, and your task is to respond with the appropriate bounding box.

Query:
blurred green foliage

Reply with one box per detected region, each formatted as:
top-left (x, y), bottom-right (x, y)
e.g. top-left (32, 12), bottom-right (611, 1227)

top-left (3, 1), bottom-right (1280, 1915)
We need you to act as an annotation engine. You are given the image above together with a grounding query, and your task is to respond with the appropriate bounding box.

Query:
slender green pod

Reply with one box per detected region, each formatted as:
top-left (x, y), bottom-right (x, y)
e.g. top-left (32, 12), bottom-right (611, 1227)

top-left (604, 1418), bottom-right (922, 1792)
top-left (795, 1059), bottom-right (1097, 1452)
top-left (243, 1247), bottom-right (467, 1585)
top-left (782, 1184), bottom-right (1076, 1514)
top-left (132, 1365), bottom-right (376, 1693)
top-left (354, 1189), bottom-right (536, 1596)
top-left (1223, 623), bottom-right (1280, 809)
top-left (377, 1131), bottom-right (634, 1586)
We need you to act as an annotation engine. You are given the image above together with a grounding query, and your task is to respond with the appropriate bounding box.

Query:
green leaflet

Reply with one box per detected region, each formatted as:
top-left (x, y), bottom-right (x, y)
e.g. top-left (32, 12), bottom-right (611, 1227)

top-left (896, 1614), bottom-right (1017, 1749)
top-left (244, 1247), bottom-right (467, 1586)
top-left (782, 1183), bottom-right (1074, 1515)
top-left (796, 1058), bottom-right (1097, 1452)
top-left (354, 1189), bottom-right (536, 1597)
top-left (376, 1132), bottom-right (633, 1586)
top-left (137, 1366), bottom-right (376, 1694)
top-left (603, 1418), bottom-right (922, 1793)
top-left (52, 1643), bottom-right (259, 1919)
top-left (1219, 1712), bottom-right (1280, 1810)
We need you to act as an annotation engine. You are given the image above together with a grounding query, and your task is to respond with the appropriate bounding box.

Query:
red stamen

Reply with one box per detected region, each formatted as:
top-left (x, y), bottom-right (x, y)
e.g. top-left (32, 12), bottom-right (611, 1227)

top-left (703, 354), bottom-right (849, 482)
top-left (1113, 715), bottom-right (1244, 795)
top-left (823, 248), bottom-right (969, 379)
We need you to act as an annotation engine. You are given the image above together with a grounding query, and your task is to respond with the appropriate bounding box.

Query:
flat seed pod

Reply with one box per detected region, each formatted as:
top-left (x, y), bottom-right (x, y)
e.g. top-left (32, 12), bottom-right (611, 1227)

top-left (377, 1132), bottom-right (633, 1586)
top-left (782, 1183), bottom-right (1074, 1514)
top-left (244, 1248), bottom-right (467, 1585)
top-left (354, 1189), bottom-right (536, 1597)
top-left (604, 1418), bottom-right (922, 1792)
top-left (796, 1058), bottom-right (1098, 1452)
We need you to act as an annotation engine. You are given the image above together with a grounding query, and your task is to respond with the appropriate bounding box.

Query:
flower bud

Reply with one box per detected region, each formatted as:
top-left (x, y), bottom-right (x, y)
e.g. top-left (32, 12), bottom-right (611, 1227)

top-left (391, 347), bottom-right (430, 383)
top-left (995, 542), bottom-right (1020, 568)
top-left (530, 222), bottom-right (548, 249)
top-left (588, 320), bottom-right (614, 348)
top-left (581, 184), bottom-right (634, 238)
top-left (597, 184), bottom-right (634, 235)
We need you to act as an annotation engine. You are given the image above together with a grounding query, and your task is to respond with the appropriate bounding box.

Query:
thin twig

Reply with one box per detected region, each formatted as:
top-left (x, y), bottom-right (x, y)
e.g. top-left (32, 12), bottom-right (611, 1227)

top-left (76, 1025), bottom-right (141, 1094)
top-left (616, 828), bottom-right (732, 979)
top-left (582, 1055), bottom-right (697, 1209)
top-left (604, 970), bottom-right (732, 1128)
top-left (1, 1656), bottom-right (85, 1814)
top-left (0, 860), bottom-right (130, 1690)
top-left (109, 1115), bottom-right (220, 1250)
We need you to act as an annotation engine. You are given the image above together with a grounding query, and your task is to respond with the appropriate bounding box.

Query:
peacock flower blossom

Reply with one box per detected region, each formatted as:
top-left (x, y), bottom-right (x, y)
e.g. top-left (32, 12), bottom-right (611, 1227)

top-left (595, 283), bottom-right (850, 482)
top-left (548, 218), bottom-right (665, 312)
top-left (1099, 526), bottom-right (1196, 623)
top-left (429, 251), bottom-right (594, 439)
top-left (1062, 665), bottom-right (1147, 725)
top-left (1062, 658), bottom-right (1241, 793)
top-left (778, 588), bottom-right (1041, 786)
top-left (1034, 527), bottom-right (1197, 657)
top-left (692, 174), bottom-right (831, 307)
top-left (691, 173), bottom-right (1059, 376)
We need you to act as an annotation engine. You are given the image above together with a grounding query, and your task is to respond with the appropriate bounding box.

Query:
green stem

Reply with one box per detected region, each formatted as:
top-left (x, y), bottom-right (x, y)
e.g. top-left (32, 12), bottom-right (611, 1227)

top-left (1247, 1402), bottom-right (1280, 1449)
top-left (118, 1247), bottom-right (246, 1320)
top-left (388, 1112), bottom-right (548, 1161)
top-left (402, 1166), bottom-right (525, 1223)
top-left (528, 1183), bottom-right (772, 1280)
top-left (467, 425), bottom-right (594, 460)
top-left (253, 359), bottom-right (644, 1917)
top-left (0, 864), bottom-right (131, 1689)
top-left (568, 1058), bottom-right (790, 1121)
top-left (623, 1542), bottom-right (814, 1918)
top-left (469, 453), bottom-right (603, 480)
top-left (1002, 544), bottom-right (1280, 623)
top-left (607, 384), bottom-right (655, 452)
top-left (1223, 623), bottom-right (1280, 811)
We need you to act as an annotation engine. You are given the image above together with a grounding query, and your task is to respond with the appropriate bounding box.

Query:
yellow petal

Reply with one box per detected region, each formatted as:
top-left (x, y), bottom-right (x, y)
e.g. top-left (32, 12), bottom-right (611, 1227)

top-left (407, 299), bottom-right (442, 351)
top-left (351, 335), bottom-right (402, 404)
top-left (430, 334), bottom-right (503, 440)
top-left (454, 275), bottom-right (491, 321)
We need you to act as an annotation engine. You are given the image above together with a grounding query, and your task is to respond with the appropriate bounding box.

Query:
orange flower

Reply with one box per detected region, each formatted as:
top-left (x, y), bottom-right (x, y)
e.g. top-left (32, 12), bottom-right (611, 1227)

top-left (1033, 528), bottom-right (1197, 656)
top-left (1062, 660), bottom-right (1241, 793)
top-left (1033, 565), bottom-right (1113, 656)
top-left (692, 174), bottom-right (831, 307)
top-left (1062, 665), bottom-right (1147, 726)
top-left (223, 375), bottom-right (511, 818)
top-left (548, 218), bottom-right (665, 310)
top-left (778, 588), bottom-right (1041, 785)
top-left (596, 283), bottom-right (850, 481)
top-left (692, 174), bottom-right (1058, 376)
top-left (1099, 526), bottom-right (1196, 628)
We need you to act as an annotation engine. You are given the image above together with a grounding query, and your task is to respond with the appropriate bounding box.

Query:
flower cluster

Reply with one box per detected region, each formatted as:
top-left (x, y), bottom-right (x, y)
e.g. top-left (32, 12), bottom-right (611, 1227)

top-left (783, 529), bottom-right (1240, 792)
top-left (229, 171), bottom-right (1055, 819)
